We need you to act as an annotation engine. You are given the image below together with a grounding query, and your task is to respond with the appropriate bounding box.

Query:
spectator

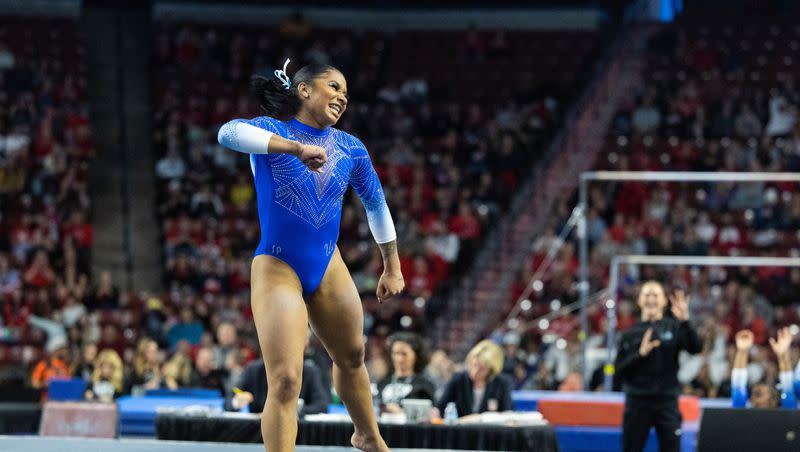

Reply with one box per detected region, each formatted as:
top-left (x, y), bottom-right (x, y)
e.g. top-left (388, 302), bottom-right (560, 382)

top-left (87, 271), bottom-right (119, 310)
top-left (425, 220), bottom-right (460, 264)
top-left (500, 331), bottom-right (523, 378)
top-left (142, 296), bottom-right (167, 342)
top-left (279, 12), bottom-right (312, 41)
top-left (30, 337), bottom-right (71, 402)
top-left (435, 340), bottom-right (513, 418)
top-left (424, 349), bottom-right (456, 399)
top-left (558, 372), bottom-right (584, 391)
top-left (739, 303), bottom-right (767, 346)
top-left (631, 94), bottom-right (661, 135)
top-left (0, 42), bottom-right (15, 71)
top-left (163, 341), bottom-right (196, 389)
top-left (0, 254), bottom-right (21, 294)
top-left (71, 342), bottom-right (98, 381)
top-left (166, 307), bottom-right (204, 349)
top-left (24, 250), bottom-right (56, 289)
top-left (124, 338), bottom-right (165, 395)
top-left (96, 324), bottom-right (126, 357)
top-left (212, 322), bottom-right (239, 371)
top-left (190, 184), bottom-right (224, 218)
top-left (232, 357), bottom-right (329, 415)
top-left (765, 95), bottom-right (796, 137)
top-left (156, 149), bottom-right (186, 180)
top-left (734, 103), bottom-right (762, 138)
top-left (731, 328), bottom-right (796, 409)
top-left (85, 349), bottom-right (123, 402)
top-left (230, 173), bottom-right (254, 212)
top-left (189, 347), bottom-right (228, 396)
top-left (377, 332), bottom-right (436, 413)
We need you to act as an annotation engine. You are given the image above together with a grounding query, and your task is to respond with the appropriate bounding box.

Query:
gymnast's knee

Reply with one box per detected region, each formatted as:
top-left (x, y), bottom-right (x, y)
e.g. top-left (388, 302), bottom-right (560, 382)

top-left (334, 345), bottom-right (365, 371)
top-left (268, 369), bottom-right (302, 404)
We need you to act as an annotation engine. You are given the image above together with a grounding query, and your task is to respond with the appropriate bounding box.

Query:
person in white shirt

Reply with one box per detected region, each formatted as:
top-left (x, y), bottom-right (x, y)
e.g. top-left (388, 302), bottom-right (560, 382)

top-left (155, 149), bottom-right (187, 180)
top-left (765, 95), bottom-right (797, 137)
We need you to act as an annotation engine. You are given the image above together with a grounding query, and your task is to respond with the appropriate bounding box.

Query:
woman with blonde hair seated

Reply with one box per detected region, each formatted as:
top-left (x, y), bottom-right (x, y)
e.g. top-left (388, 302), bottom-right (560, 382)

top-left (85, 349), bottom-right (124, 402)
top-left (123, 338), bottom-right (166, 394)
top-left (163, 348), bottom-right (195, 389)
top-left (434, 340), bottom-right (513, 419)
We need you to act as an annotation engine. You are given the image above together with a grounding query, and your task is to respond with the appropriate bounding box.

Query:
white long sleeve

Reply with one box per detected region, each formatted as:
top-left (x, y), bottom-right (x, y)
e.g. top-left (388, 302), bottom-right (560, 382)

top-left (217, 120), bottom-right (274, 154)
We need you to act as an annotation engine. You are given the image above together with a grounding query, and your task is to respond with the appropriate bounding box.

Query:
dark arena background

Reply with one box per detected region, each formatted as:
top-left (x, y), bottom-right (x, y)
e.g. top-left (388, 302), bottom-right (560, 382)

top-left (0, 0), bottom-right (799, 451)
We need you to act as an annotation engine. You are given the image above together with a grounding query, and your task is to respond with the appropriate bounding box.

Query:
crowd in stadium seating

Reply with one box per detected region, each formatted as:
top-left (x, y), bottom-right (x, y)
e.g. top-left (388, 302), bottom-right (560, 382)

top-left (150, 20), bottom-right (581, 317)
top-left (146, 18), bottom-right (592, 393)
top-left (498, 18), bottom-right (800, 397)
top-left (0, 18), bottom-right (97, 377)
top-left (6, 10), bottom-right (800, 409)
top-left (2, 16), bottom-right (599, 405)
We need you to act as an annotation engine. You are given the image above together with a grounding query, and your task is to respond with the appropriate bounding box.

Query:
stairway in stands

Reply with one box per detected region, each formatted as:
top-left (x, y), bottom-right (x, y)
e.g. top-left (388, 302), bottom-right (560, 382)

top-left (432, 26), bottom-right (653, 358)
top-left (84, 5), bottom-right (159, 290)
top-left (84, 7), bottom-right (126, 283)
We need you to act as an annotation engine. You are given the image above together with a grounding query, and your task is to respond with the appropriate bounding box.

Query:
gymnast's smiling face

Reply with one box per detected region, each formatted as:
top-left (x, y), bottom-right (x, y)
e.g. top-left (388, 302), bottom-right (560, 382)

top-left (297, 69), bottom-right (348, 128)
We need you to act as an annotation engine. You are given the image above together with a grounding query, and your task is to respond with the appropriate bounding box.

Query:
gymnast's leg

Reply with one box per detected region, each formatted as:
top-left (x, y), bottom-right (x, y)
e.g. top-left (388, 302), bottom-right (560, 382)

top-left (307, 249), bottom-right (389, 452)
top-left (251, 255), bottom-right (308, 452)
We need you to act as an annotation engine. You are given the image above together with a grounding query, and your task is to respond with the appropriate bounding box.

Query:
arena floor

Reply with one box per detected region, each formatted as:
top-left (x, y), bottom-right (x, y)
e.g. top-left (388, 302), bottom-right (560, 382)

top-left (0, 436), bottom-right (489, 452)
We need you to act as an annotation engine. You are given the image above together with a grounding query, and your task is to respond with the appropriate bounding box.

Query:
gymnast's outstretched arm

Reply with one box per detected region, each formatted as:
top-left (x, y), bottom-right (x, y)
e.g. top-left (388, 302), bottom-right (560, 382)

top-left (731, 329), bottom-right (752, 408)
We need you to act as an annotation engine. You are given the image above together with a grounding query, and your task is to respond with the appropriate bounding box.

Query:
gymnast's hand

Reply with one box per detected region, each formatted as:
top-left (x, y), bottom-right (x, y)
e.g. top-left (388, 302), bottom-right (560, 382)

top-left (376, 271), bottom-right (404, 303)
top-left (294, 143), bottom-right (327, 173)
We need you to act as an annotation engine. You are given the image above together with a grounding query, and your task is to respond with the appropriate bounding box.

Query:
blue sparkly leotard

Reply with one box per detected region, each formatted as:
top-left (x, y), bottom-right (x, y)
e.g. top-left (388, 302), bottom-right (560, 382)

top-left (218, 116), bottom-right (395, 296)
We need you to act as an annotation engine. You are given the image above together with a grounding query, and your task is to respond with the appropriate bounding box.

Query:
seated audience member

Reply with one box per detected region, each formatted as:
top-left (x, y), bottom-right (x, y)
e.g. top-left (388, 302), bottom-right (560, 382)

top-left (85, 349), bottom-right (123, 402)
top-left (166, 307), bottom-right (204, 349)
top-left (163, 343), bottom-right (195, 389)
top-left (31, 337), bottom-right (72, 402)
top-left (435, 340), bottom-right (513, 418)
top-left (731, 328), bottom-right (797, 408)
top-left (425, 349), bottom-right (457, 399)
top-left (124, 338), bottom-right (166, 394)
top-left (189, 347), bottom-right (229, 396)
top-left (231, 357), bottom-right (329, 415)
top-left (72, 342), bottom-right (98, 381)
top-left (377, 332), bottom-right (436, 413)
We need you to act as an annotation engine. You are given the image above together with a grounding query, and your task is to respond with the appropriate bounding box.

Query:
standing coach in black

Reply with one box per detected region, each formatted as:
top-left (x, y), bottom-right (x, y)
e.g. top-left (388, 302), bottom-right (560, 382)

top-left (614, 281), bottom-right (702, 452)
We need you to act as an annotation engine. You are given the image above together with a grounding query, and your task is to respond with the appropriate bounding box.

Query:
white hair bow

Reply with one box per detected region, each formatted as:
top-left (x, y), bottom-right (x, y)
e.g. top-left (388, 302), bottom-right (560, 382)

top-left (274, 58), bottom-right (291, 90)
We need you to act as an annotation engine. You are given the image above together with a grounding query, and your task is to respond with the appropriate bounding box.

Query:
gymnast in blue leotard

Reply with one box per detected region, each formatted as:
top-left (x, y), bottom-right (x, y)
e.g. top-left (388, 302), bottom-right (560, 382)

top-left (219, 115), bottom-right (394, 296)
top-left (217, 60), bottom-right (403, 452)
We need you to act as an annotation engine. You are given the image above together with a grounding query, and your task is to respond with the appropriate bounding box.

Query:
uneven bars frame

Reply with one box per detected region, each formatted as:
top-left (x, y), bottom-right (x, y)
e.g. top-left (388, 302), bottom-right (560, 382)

top-left (603, 254), bottom-right (800, 391)
top-left (578, 170), bottom-right (800, 389)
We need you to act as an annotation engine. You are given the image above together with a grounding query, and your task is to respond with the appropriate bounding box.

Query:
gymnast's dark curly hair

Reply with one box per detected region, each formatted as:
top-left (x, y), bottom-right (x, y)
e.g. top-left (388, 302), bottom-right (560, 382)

top-left (251, 61), bottom-right (340, 120)
top-left (387, 332), bottom-right (431, 375)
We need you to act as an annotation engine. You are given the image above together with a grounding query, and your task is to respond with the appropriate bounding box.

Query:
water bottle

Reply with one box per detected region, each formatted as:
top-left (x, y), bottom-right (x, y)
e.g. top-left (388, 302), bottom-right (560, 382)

top-left (443, 402), bottom-right (458, 424)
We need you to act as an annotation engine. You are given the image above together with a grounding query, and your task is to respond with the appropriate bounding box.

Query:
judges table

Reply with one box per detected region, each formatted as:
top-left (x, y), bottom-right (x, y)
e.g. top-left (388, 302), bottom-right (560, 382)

top-left (156, 412), bottom-right (560, 452)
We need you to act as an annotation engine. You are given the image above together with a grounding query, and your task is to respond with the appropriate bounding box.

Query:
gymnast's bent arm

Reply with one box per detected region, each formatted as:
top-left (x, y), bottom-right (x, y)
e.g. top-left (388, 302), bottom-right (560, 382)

top-left (217, 119), bottom-right (327, 171)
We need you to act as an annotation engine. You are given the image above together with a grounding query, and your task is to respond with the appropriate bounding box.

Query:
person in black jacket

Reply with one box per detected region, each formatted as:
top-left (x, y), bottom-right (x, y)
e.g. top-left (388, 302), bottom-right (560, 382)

top-left (377, 332), bottom-right (436, 413)
top-left (614, 282), bottom-right (702, 452)
top-left (232, 357), bottom-right (330, 415)
top-left (435, 340), bottom-right (513, 418)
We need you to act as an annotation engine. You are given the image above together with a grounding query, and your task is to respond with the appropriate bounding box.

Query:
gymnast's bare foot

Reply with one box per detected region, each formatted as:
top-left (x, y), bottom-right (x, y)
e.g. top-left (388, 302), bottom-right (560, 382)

top-left (351, 431), bottom-right (390, 452)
